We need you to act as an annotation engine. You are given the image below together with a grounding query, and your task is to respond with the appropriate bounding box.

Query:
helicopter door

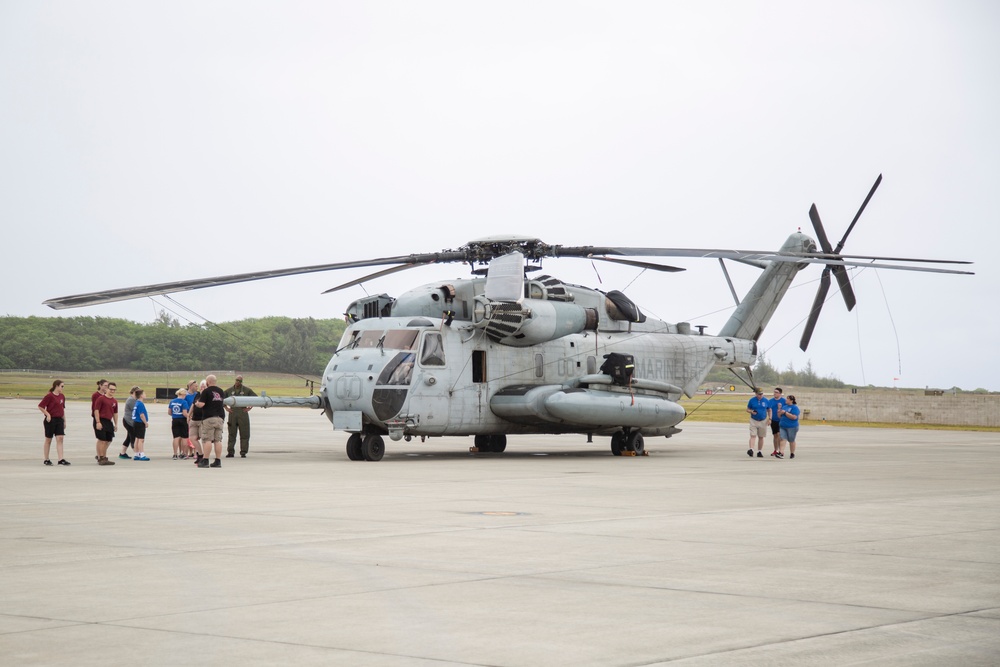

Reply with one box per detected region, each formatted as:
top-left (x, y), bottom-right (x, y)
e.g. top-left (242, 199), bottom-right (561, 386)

top-left (412, 331), bottom-right (450, 430)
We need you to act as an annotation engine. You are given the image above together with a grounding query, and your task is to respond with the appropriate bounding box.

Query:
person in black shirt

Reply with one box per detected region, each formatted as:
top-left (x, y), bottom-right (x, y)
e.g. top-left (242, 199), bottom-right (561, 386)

top-left (195, 374), bottom-right (226, 468)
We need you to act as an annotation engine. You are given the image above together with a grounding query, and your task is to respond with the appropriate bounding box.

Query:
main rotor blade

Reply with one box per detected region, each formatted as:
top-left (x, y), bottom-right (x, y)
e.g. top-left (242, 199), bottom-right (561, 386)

top-left (590, 256), bottom-right (685, 272)
top-left (836, 174), bottom-right (882, 253)
top-left (43, 251), bottom-right (467, 310)
top-left (558, 246), bottom-right (972, 274)
top-left (800, 269), bottom-right (832, 352)
top-left (809, 205), bottom-right (835, 254)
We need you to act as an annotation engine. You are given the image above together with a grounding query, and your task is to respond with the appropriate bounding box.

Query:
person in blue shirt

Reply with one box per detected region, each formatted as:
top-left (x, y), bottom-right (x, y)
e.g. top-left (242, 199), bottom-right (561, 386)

top-left (168, 389), bottom-right (190, 460)
top-left (776, 394), bottom-right (801, 459)
top-left (132, 389), bottom-right (150, 461)
top-left (767, 387), bottom-right (787, 457)
top-left (745, 388), bottom-right (769, 457)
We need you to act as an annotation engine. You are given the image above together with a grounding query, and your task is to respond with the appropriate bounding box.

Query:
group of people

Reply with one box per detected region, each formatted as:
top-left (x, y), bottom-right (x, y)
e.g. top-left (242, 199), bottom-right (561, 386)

top-left (37, 375), bottom-right (257, 467)
top-left (745, 386), bottom-right (800, 459)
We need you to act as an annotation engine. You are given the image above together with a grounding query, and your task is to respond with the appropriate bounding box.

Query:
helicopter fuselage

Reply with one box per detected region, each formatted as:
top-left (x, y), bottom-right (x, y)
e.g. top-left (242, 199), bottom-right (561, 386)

top-left (321, 277), bottom-right (756, 446)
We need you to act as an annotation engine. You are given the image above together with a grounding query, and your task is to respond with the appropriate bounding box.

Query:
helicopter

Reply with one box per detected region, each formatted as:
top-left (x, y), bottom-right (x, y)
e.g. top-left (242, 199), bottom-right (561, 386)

top-left (45, 175), bottom-right (972, 461)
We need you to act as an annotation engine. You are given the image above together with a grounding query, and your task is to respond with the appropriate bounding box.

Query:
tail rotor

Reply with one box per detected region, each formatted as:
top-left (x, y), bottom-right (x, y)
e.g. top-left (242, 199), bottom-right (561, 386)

top-left (799, 174), bottom-right (882, 351)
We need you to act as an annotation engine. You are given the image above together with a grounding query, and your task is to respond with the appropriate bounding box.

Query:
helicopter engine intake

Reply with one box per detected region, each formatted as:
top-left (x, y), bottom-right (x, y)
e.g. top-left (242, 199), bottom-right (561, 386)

top-left (472, 297), bottom-right (598, 346)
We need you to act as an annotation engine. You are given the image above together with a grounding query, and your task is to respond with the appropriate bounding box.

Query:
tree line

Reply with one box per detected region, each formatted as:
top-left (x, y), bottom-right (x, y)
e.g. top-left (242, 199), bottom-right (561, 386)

top-left (0, 314), bottom-right (347, 376)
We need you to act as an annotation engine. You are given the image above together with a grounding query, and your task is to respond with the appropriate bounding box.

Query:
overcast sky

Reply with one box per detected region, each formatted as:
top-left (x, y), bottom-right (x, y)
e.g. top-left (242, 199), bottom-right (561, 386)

top-left (1, 1), bottom-right (997, 390)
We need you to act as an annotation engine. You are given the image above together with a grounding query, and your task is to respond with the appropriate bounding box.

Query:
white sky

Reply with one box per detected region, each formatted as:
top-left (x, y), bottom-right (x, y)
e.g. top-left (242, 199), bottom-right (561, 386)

top-left (1, 1), bottom-right (998, 390)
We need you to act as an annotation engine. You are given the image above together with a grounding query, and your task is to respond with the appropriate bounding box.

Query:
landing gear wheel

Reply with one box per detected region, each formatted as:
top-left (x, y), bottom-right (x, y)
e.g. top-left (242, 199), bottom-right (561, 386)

top-left (490, 434), bottom-right (507, 453)
top-left (611, 431), bottom-right (625, 456)
top-left (474, 434), bottom-right (490, 452)
top-left (362, 433), bottom-right (385, 461)
top-left (346, 433), bottom-right (363, 461)
top-left (626, 431), bottom-right (644, 455)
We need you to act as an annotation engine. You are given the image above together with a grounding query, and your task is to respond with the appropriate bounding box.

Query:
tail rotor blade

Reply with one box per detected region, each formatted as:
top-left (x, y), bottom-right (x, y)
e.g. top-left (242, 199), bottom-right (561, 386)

top-left (831, 265), bottom-right (857, 311)
top-left (835, 173), bottom-right (882, 253)
top-left (800, 269), bottom-right (832, 351)
top-left (809, 204), bottom-right (834, 254)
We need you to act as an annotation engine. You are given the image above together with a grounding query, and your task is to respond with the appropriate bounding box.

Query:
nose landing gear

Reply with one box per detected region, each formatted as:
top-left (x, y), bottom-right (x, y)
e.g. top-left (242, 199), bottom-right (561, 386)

top-left (346, 432), bottom-right (386, 461)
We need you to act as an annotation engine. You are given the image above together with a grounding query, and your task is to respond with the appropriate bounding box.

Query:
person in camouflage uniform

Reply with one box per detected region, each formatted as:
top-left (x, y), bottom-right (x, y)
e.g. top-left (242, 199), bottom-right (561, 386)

top-left (223, 375), bottom-right (257, 457)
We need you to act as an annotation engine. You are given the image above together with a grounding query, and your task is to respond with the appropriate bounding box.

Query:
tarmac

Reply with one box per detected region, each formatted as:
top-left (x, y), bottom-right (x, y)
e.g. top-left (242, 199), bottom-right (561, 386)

top-left (1, 398), bottom-right (998, 666)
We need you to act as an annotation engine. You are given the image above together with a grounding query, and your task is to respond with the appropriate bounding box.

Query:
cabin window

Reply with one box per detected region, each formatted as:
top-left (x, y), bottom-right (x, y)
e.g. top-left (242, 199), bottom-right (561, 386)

top-left (534, 353), bottom-right (544, 378)
top-left (587, 356), bottom-right (597, 374)
top-left (472, 350), bottom-right (487, 383)
top-left (420, 333), bottom-right (446, 366)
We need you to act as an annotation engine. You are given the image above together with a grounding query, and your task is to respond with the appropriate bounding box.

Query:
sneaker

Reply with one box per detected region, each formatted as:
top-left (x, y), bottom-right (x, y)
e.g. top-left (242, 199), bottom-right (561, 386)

top-left (134, 454), bottom-right (150, 461)
top-left (770, 451), bottom-right (777, 457)
top-left (172, 455), bottom-right (178, 460)
top-left (775, 452), bottom-right (784, 459)
top-left (58, 459), bottom-right (71, 466)
top-left (197, 458), bottom-right (210, 468)
top-left (44, 459), bottom-right (53, 466)
top-left (240, 453), bottom-right (246, 458)
top-left (98, 457), bottom-right (116, 466)
top-left (118, 453), bottom-right (131, 460)
top-left (209, 459), bottom-right (221, 468)
top-left (746, 449), bottom-right (753, 458)
top-left (790, 453), bottom-right (795, 459)
top-left (757, 451), bottom-right (763, 458)
top-left (225, 453), bottom-right (234, 458)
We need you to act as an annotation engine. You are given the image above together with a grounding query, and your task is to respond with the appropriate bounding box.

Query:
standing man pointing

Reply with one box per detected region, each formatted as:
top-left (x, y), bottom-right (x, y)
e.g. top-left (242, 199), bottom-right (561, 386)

top-left (223, 375), bottom-right (257, 458)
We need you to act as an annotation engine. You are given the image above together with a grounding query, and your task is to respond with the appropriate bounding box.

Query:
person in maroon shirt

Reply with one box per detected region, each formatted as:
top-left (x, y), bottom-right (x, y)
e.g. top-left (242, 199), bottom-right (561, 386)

top-left (93, 382), bottom-right (119, 466)
top-left (38, 379), bottom-right (70, 466)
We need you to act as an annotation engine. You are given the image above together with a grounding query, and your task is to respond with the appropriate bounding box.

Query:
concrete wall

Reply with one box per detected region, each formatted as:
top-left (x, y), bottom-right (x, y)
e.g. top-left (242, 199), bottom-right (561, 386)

top-left (791, 390), bottom-right (999, 428)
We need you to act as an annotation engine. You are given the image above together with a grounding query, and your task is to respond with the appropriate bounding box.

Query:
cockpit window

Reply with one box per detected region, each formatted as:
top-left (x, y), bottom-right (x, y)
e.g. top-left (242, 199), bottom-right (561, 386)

top-left (357, 331), bottom-right (384, 348)
top-left (420, 332), bottom-right (446, 366)
top-left (383, 330), bottom-right (419, 350)
top-left (377, 352), bottom-right (415, 386)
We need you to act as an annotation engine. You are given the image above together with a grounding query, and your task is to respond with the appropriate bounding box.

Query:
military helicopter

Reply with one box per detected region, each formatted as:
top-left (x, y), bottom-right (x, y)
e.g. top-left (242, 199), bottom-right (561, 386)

top-left (45, 176), bottom-right (972, 461)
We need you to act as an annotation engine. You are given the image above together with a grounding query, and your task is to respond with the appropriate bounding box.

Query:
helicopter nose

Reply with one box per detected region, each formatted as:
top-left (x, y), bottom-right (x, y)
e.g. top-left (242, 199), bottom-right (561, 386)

top-left (325, 351), bottom-right (414, 423)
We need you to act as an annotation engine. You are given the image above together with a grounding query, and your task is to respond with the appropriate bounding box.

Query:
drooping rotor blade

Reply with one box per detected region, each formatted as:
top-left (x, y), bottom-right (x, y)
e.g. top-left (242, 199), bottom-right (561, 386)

top-left (819, 253), bottom-right (971, 265)
top-left (43, 251), bottom-right (467, 310)
top-left (800, 269), bottom-right (832, 352)
top-left (556, 246), bottom-right (972, 274)
top-left (321, 264), bottom-right (424, 295)
top-left (589, 256), bottom-right (685, 273)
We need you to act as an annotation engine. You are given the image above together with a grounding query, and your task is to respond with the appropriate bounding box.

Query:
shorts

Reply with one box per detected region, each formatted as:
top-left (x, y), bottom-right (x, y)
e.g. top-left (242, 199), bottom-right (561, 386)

top-left (201, 416), bottom-right (224, 444)
top-left (95, 418), bottom-right (115, 443)
top-left (133, 421), bottom-right (147, 439)
top-left (749, 418), bottom-right (767, 438)
top-left (171, 419), bottom-right (190, 439)
top-left (43, 417), bottom-right (65, 438)
top-left (189, 420), bottom-right (202, 442)
top-left (770, 419), bottom-right (781, 435)
top-left (780, 425), bottom-right (799, 443)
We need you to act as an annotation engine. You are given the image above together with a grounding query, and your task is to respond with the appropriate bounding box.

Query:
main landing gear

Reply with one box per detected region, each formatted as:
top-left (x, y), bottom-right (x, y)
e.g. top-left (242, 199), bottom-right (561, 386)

top-left (346, 432), bottom-right (385, 462)
top-left (610, 429), bottom-right (645, 456)
top-left (471, 434), bottom-right (507, 453)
